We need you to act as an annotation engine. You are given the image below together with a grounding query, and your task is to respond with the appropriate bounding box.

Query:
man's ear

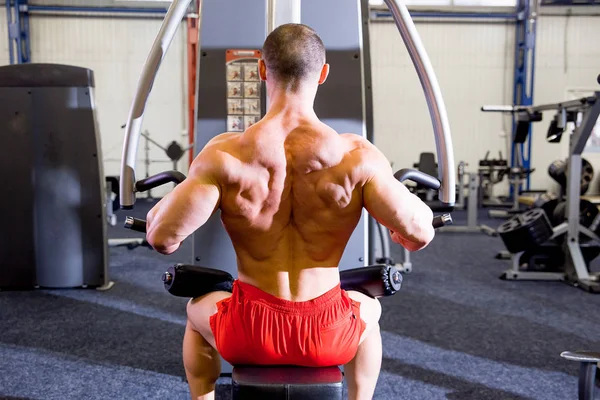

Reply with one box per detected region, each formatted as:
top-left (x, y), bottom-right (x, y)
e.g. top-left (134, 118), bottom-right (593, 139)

top-left (259, 59), bottom-right (267, 81)
top-left (318, 63), bottom-right (330, 85)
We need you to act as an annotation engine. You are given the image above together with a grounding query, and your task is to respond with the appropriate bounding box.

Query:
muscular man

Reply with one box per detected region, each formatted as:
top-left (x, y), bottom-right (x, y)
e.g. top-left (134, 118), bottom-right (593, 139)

top-left (146, 23), bottom-right (435, 400)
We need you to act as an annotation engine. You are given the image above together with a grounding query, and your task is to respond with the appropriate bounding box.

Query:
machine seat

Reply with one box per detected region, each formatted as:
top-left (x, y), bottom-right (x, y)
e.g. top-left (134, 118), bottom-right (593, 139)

top-left (232, 365), bottom-right (343, 400)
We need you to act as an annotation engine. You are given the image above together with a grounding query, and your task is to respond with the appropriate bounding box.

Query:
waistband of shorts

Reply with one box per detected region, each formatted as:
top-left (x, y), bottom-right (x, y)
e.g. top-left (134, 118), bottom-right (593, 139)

top-left (234, 280), bottom-right (343, 314)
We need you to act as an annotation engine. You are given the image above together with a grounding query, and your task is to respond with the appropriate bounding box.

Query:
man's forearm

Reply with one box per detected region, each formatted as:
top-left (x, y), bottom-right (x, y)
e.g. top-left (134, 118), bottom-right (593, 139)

top-left (146, 199), bottom-right (186, 254)
top-left (146, 221), bottom-right (184, 254)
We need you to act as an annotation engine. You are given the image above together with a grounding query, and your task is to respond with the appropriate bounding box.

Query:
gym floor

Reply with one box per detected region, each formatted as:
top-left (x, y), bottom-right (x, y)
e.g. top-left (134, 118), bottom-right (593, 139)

top-left (1, 202), bottom-right (599, 400)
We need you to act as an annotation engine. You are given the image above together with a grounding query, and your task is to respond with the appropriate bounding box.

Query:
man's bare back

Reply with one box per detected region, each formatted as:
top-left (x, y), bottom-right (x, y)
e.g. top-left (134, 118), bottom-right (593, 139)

top-left (148, 113), bottom-right (433, 301)
top-left (213, 116), bottom-right (369, 301)
top-left (147, 111), bottom-right (434, 302)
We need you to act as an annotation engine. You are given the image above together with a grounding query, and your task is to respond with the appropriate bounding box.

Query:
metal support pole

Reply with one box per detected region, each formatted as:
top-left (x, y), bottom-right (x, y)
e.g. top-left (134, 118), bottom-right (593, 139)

top-left (578, 362), bottom-right (597, 400)
top-left (511, 0), bottom-right (538, 190)
top-left (6, 0), bottom-right (30, 64)
top-left (564, 96), bottom-right (600, 284)
top-left (466, 174), bottom-right (478, 229)
top-left (267, 0), bottom-right (276, 34)
top-left (5, 0), bottom-right (13, 65)
top-left (144, 132), bottom-right (152, 199)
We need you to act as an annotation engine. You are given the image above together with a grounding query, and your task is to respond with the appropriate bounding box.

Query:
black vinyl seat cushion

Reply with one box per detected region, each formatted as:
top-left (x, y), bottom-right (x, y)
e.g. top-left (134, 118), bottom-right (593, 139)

top-left (232, 365), bottom-right (343, 400)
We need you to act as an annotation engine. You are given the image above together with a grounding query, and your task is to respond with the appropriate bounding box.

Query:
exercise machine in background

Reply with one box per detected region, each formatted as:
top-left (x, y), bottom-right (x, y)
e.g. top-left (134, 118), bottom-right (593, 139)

top-left (482, 80), bottom-right (600, 293)
top-left (412, 155), bottom-right (495, 235)
top-left (0, 64), bottom-right (111, 291)
top-left (437, 160), bottom-right (496, 235)
top-left (478, 151), bottom-right (510, 208)
top-left (478, 150), bottom-right (537, 219)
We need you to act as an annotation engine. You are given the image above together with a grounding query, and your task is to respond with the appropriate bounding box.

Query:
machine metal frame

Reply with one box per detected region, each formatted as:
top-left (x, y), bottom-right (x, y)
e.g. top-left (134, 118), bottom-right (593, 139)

top-left (119, 0), bottom-right (455, 211)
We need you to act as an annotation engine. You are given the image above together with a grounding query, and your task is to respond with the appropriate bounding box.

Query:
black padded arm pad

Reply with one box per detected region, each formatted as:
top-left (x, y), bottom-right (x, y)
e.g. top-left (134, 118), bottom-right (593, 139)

top-left (163, 264), bottom-right (234, 298)
top-left (340, 265), bottom-right (402, 298)
top-left (162, 264), bottom-right (402, 300)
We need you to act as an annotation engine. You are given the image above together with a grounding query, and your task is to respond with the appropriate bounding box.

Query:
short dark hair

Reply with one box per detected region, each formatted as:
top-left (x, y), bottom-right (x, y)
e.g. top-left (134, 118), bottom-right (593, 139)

top-left (262, 23), bottom-right (326, 89)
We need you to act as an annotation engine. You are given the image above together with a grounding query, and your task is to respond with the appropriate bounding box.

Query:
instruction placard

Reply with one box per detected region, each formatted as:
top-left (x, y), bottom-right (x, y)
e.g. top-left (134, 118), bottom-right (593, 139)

top-left (226, 49), bottom-right (262, 132)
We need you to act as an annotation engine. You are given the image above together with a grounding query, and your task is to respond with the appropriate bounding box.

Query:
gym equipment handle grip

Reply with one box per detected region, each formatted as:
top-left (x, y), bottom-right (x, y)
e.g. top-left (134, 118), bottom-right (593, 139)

top-left (433, 214), bottom-right (452, 228)
top-left (135, 171), bottom-right (186, 193)
top-left (394, 168), bottom-right (440, 190)
top-left (124, 216), bottom-right (147, 233)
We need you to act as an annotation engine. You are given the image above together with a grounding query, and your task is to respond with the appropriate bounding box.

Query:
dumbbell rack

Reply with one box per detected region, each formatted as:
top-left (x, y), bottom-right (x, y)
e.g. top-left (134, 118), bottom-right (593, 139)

top-left (488, 91), bottom-right (600, 293)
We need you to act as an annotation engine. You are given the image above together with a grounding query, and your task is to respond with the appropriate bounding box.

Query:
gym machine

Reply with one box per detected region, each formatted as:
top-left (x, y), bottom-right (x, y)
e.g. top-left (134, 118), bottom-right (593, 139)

top-left (483, 82), bottom-right (600, 293)
top-left (119, 0), bottom-right (456, 398)
top-left (478, 151), bottom-right (511, 208)
top-left (0, 63), bottom-right (111, 291)
top-left (412, 152), bottom-right (438, 203)
top-left (478, 152), bottom-right (535, 220)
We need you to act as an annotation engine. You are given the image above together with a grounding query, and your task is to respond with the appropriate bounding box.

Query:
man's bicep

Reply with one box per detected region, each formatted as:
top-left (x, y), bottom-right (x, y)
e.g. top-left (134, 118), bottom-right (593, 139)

top-left (172, 176), bottom-right (221, 230)
top-left (146, 168), bottom-right (221, 250)
top-left (363, 171), bottom-right (416, 235)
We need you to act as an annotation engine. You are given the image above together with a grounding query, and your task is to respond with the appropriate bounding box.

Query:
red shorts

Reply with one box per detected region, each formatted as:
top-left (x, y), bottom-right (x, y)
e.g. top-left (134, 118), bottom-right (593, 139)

top-left (210, 280), bottom-right (366, 367)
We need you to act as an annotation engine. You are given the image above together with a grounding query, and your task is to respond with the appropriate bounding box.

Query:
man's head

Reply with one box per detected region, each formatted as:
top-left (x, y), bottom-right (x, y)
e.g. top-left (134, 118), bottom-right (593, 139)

top-left (259, 23), bottom-right (329, 91)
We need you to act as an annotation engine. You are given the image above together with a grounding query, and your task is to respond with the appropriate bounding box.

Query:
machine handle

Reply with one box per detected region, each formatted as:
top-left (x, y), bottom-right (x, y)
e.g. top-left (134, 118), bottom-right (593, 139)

top-left (120, 0), bottom-right (194, 210)
top-left (384, 0), bottom-right (455, 206)
top-left (124, 216), bottom-right (147, 233)
top-left (394, 168), bottom-right (441, 190)
top-left (433, 214), bottom-right (452, 228)
top-left (481, 105), bottom-right (515, 112)
top-left (135, 171), bottom-right (187, 192)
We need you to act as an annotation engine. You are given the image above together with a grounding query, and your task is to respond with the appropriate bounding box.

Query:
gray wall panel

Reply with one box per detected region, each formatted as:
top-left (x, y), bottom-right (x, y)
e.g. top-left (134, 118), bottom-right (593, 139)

top-left (199, 0), bottom-right (268, 48)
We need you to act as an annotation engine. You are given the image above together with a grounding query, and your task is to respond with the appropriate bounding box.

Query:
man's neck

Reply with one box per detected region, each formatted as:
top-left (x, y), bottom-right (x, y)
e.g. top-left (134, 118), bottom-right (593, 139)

top-left (265, 86), bottom-right (318, 121)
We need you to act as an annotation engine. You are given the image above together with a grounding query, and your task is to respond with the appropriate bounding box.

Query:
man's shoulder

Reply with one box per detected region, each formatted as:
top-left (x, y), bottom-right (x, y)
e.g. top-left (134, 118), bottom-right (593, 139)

top-left (191, 132), bottom-right (241, 176)
top-left (205, 132), bottom-right (242, 149)
top-left (338, 133), bottom-right (371, 147)
top-left (336, 134), bottom-right (389, 181)
top-left (337, 133), bottom-right (379, 159)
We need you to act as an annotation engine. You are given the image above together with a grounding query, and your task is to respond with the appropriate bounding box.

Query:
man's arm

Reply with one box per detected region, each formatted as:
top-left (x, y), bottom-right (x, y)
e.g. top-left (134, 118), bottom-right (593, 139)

top-left (145, 144), bottom-right (223, 255)
top-left (362, 147), bottom-right (434, 252)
